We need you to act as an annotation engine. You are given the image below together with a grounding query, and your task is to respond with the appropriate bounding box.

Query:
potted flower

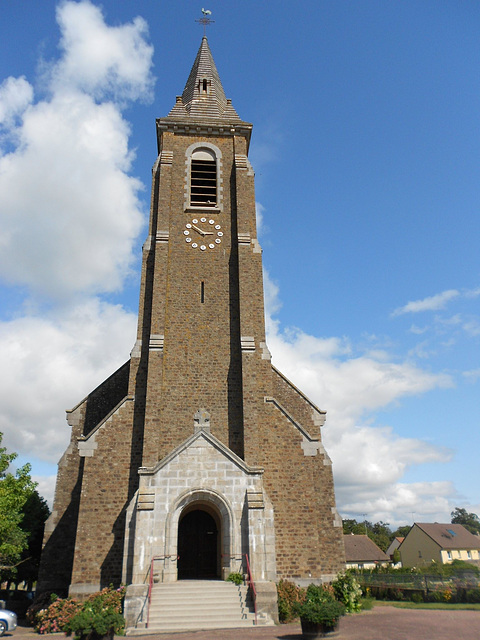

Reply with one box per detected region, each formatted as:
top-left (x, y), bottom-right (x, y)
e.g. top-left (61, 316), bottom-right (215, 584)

top-left (226, 572), bottom-right (244, 586)
top-left (294, 584), bottom-right (346, 638)
top-left (64, 600), bottom-right (125, 640)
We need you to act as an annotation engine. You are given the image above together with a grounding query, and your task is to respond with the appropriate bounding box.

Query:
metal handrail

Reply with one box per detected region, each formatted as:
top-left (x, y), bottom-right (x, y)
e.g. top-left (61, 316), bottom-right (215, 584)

top-left (145, 553), bottom-right (258, 627)
top-left (244, 553), bottom-right (257, 625)
top-left (146, 555), bottom-right (170, 629)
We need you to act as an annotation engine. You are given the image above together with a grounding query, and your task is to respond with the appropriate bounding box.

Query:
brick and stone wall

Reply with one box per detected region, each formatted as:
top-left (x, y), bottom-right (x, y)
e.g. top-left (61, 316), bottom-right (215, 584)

top-left (39, 43), bottom-right (346, 603)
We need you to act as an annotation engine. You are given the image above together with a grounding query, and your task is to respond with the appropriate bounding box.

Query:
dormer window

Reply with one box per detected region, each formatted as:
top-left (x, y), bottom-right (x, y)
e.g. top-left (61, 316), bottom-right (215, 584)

top-left (190, 149), bottom-right (217, 207)
top-left (202, 79), bottom-right (208, 93)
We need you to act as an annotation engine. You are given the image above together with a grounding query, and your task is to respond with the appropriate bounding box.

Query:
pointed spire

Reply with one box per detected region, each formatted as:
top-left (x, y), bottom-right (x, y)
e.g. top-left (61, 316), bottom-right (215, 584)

top-left (167, 36), bottom-right (241, 121)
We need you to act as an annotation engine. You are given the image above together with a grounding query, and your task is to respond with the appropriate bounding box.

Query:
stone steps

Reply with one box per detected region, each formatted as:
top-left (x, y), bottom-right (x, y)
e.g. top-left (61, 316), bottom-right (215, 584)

top-left (140, 580), bottom-right (258, 633)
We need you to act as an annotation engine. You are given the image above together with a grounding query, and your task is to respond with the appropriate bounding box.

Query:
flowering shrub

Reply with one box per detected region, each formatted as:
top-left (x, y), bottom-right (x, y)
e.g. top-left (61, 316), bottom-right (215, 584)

top-left (86, 586), bottom-right (125, 613)
top-left (278, 572), bottom-right (365, 622)
top-left (33, 586), bottom-right (125, 635)
top-left (442, 588), bottom-right (453, 602)
top-left (34, 595), bottom-right (81, 634)
top-left (277, 580), bottom-right (305, 623)
top-left (332, 572), bottom-right (363, 613)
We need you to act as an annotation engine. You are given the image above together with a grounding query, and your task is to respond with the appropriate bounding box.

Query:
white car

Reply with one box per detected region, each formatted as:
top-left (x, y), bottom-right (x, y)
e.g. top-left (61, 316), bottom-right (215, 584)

top-left (0, 609), bottom-right (17, 636)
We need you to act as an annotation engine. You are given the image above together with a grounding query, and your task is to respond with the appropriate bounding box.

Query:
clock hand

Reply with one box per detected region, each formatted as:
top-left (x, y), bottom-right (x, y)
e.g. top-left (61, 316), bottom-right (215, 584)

top-left (191, 224), bottom-right (206, 236)
top-left (191, 223), bottom-right (215, 236)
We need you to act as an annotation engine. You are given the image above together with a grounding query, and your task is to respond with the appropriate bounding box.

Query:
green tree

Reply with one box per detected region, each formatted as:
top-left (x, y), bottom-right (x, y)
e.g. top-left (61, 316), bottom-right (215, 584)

top-left (451, 507), bottom-right (480, 535)
top-left (0, 433), bottom-right (37, 580)
top-left (342, 519), bottom-right (367, 535)
top-left (15, 491), bottom-right (50, 588)
top-left (342, 519), bottom-right (393, 551)
top-left (370, 521), bottom-right (392, 552)
top-left (392, 525), bottom-right (411, 539)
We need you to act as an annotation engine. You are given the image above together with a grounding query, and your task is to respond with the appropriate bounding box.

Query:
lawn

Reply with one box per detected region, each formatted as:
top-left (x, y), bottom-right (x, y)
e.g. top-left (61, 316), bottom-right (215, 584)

top-left (372, 600), bottom-right (480, 611)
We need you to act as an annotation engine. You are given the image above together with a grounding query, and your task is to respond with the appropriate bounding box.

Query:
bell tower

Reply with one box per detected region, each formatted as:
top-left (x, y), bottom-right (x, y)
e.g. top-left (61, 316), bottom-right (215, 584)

top-left (136, 36), bottom-right (255, 465)
top-left (39, 36), bottom-right (345, 630)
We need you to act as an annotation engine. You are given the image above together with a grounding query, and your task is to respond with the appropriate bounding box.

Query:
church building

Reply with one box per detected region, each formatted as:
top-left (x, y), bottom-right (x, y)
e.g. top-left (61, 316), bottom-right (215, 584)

top-left (38, 35), bottom-right (345, 629)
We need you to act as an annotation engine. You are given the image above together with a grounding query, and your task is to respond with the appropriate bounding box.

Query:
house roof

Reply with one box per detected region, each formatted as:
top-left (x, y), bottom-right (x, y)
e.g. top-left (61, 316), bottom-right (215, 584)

top-left (343, 535), bottom-right (390, 563)
top-left (386, 536), bottom-right (404, 556)
top-left (414, 523), bottom-right (480, 550)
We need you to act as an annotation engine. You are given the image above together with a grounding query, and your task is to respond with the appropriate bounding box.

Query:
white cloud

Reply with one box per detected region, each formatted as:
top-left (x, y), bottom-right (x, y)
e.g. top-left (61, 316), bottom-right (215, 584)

top-left (339, 481), bottom-right (457, 527)
top-left (465, 287), bottom-right (480, 299)
top-left (407, 340), bottom-right (437, 360)
top-left (0, 299), bottom-right (137, 463)
top-left (0, 93), bottom-right (144, 298)
top-left (438, 314), bottom-right (462, 326)
top-left (265, 278), bottom-right (455, 524)
top-left (32, 475), bottom-right (58, 509)
top-left (51, 1), bottom-right (154, 102)
top-left (256, 202), bottom-right (265, 237)
top-left (393, 289), bottom-right (460, 316)
top-left (0, 1), bottom-right (154, 301)
top-left (263, 269), bottom-right (282, 320)
top-left (463, 369), bottom-right (480, 382)
top-left (0, 2), bottom-right (153, 488)
top-left (462, 318), bottom-right (480, 336)
top-left (268, 322), bottom-right (451, 435)
top-left (409, 324), bottom-right (429, 335)
top-left (0, 76), bottom-right (33, 128)
top-left (331, 426), bottom-right (451, 488)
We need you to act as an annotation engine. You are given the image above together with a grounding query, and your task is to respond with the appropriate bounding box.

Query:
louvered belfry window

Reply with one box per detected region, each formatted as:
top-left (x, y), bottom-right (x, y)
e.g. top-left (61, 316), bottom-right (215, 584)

top-left (190, 149), bottom-right (217, 207)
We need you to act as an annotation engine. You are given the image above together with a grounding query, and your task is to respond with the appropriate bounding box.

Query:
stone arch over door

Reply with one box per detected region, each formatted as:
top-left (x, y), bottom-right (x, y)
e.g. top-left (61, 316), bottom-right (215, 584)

top-left (164, 488), bottom-right (238, 581)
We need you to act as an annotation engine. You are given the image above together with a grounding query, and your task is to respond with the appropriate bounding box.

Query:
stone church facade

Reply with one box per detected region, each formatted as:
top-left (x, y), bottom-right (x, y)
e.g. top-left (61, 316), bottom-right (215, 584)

top-left (38, 36), bottom-right (345, 626)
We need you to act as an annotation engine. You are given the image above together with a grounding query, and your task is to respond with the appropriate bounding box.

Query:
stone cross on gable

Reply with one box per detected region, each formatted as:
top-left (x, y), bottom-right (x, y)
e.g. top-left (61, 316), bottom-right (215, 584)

top-left (194, 408), bottom-right (211, 432)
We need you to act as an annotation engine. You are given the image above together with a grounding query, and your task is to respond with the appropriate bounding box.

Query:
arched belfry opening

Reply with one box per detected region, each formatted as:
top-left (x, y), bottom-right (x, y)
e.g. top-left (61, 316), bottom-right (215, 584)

top-left (190, 148), bottom-right (217, 207)
top-left (177, 504), bottom-right (221, 580)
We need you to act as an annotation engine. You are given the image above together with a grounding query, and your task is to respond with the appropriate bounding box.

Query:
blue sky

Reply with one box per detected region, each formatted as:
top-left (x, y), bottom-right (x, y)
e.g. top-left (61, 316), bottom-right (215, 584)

top-left (0, 0), bottom-right (479, 527)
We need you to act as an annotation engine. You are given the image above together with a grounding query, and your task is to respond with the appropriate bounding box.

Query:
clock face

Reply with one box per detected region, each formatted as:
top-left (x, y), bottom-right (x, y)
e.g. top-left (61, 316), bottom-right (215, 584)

top-left (184, 217), bottom-right (223, 251)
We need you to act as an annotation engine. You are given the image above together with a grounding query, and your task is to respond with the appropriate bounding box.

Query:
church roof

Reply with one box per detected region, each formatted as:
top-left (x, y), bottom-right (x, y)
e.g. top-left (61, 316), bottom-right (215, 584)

top-left (166, 36), bottom-right (242, 122)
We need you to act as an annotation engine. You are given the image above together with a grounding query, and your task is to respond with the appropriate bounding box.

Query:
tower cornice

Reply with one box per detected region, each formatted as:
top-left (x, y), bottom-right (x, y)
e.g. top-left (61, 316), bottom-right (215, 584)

top-left (156, 117), bottom-right (252, 153)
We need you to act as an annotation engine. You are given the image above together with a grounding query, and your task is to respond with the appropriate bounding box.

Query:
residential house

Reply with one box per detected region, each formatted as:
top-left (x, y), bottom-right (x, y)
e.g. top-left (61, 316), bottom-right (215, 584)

top-left (386, 536), bottom-right (404, 561)
top-left (399, 523), bottom-right (480, 568)
top-left (344, 535), bottom-right (390, 570)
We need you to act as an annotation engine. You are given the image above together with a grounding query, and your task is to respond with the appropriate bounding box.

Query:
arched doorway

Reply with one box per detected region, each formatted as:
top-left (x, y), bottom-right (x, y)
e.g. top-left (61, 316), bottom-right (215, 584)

top-left (177, 508), bottom-right (219, 579)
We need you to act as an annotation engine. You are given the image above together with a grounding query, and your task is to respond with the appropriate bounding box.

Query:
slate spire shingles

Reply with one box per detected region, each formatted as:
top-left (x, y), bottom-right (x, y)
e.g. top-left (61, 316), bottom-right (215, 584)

top-left (167, 36), bottom-right (241, 121)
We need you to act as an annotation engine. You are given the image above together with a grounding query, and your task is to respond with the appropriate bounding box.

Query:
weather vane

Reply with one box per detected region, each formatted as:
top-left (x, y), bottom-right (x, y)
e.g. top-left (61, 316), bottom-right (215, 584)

top-left (196, 8), bottom-right (214, 36)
